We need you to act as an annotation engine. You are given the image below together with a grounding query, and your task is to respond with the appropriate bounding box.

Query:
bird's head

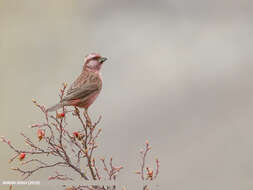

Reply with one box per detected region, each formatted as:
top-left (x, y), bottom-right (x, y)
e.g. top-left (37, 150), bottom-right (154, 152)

top-left (84, 53), bottom-right (107, 72)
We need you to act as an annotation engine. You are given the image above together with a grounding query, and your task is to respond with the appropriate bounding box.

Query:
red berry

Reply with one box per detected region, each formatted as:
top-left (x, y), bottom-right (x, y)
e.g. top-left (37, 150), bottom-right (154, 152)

top-left (57, 112), bottom-right (65, 118)
top-left (19, 153), bottom-right (26, 160)
top-left (73, 132), bottom-right (79, 138)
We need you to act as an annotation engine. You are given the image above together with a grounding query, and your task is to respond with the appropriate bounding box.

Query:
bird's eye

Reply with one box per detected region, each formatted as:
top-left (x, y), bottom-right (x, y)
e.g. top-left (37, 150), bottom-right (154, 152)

top-left (91, 57), bottom-right (99, 61)
top-left (94, 57), bottom-right (102, 64)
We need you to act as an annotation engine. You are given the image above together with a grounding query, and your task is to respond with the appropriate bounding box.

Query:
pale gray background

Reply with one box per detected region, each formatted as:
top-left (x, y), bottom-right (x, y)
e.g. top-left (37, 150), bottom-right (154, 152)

top-left (1, 0), bottom-right (253, 189)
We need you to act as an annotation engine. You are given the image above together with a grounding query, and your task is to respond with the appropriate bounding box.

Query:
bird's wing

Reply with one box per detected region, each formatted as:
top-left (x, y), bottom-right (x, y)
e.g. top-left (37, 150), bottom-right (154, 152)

top-left (63, 72), bottom-right (101, 101)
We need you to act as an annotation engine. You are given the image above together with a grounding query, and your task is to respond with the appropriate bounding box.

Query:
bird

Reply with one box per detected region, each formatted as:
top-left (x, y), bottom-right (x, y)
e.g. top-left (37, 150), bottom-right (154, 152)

top-left (47, 53), bottom-right (107, 113)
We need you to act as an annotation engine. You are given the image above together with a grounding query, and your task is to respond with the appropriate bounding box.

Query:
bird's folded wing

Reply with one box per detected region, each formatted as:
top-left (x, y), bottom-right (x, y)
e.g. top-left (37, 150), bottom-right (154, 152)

top-left (63, 82), bottom-right (100, 101)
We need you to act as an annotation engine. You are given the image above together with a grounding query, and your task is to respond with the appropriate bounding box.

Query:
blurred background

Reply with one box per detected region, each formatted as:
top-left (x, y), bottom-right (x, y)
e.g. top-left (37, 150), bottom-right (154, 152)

top-left (1, 0), bottom-right (253, 189)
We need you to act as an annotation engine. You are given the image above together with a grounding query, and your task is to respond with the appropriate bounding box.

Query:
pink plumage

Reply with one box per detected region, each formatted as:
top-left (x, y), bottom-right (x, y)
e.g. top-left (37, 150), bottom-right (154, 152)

top-left (47, 53), bottom-right (107, 112)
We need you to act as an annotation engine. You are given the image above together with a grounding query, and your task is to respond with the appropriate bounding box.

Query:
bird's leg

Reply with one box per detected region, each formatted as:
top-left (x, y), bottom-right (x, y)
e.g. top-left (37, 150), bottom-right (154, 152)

top-left (84, 108), bottom-right (92, 127)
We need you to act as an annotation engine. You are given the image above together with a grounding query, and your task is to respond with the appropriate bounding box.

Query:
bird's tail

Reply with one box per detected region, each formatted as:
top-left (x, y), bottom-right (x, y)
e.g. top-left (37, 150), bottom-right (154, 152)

top-left (46, 103), bottom-right (64, 112)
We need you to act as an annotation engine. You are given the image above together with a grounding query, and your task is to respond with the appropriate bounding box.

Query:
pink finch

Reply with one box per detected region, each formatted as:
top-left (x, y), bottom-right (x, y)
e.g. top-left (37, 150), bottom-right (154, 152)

top-left (47, 53), bottom-right (107, 112)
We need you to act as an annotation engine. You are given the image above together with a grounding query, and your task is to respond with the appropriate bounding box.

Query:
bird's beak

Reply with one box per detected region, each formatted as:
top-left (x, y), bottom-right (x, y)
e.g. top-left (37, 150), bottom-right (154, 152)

top-left (99, 57), bottom-right (107, 63)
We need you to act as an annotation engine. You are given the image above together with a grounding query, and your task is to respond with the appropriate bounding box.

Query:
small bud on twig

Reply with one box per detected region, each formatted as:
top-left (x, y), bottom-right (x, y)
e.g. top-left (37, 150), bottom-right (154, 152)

top-left (37, 129), bottom-right (45, 141)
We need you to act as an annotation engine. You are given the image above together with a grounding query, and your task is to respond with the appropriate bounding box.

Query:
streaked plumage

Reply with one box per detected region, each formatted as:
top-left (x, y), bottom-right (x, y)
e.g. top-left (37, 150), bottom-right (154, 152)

top-left (47, 53), bottom-right (107, 112)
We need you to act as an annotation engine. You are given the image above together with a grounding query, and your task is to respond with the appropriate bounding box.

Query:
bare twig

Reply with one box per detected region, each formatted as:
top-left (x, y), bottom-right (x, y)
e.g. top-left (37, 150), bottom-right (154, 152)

top-left (1, 82), bottom-right (131, 190)
top-left (136, 140), bottom-right (160, 183)
top-left (48, 171), bottom-right (73, 181)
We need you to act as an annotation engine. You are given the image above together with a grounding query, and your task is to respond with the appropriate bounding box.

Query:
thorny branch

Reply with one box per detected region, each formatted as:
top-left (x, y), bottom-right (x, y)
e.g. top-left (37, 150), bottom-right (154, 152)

top-left (1, 82), bottom-right (160, 190)
top-left (1, 83), bottom-right (123, 189)
top-left (135, 141), bottom-right (160, 190)
top-left (49, 171), bottom-right (73, 181)
top-left (100, 157), bottom-right (123, 180)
